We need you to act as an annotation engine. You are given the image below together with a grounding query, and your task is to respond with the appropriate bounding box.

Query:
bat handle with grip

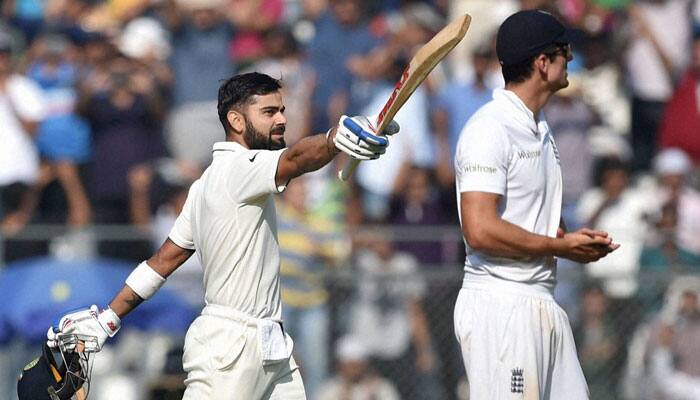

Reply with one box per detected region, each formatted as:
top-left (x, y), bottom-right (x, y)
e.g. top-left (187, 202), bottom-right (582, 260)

top-left (338, 159), bottom-right (359, 181)
top-left (338, 116), bottom-right (386, 181)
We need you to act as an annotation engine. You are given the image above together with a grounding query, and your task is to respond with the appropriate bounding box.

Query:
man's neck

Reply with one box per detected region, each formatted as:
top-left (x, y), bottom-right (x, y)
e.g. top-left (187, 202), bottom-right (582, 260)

top-left (226, 133), bottom-right (249, 148)
top-left (505, 81), bottom-right (553, 121)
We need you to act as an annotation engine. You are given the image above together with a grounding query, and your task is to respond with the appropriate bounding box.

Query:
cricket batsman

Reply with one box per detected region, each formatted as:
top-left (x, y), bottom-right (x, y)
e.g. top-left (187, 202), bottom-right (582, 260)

top-left (453, 10), bottom-right (620, 399)
top-left (45, 72), bottom-right (399, 399)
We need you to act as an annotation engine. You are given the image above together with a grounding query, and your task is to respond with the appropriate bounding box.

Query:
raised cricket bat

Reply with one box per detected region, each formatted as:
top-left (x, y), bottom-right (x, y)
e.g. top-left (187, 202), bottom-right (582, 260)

top-left (338, 13), bottom-right (472, 181)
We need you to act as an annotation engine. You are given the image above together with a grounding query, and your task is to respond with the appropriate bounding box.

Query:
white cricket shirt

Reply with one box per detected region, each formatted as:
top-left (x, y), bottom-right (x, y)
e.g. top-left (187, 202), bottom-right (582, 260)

top-left (169, 141), bottom-right (287, 320)
top-left (0, 75), bottom-right (44, 186)
top-left (455, 89), bottom-right (563, 289)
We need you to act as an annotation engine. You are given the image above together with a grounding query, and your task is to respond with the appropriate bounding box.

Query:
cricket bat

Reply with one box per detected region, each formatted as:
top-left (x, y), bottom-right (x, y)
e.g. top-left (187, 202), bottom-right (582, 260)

top-left (338, 13), bottom-right (472, 181)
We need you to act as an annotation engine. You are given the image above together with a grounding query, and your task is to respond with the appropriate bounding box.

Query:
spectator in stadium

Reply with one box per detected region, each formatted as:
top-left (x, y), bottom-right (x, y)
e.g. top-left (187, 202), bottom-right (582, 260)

top-left (623, 0), bottom-right (691, 170)
top-left (649, 323), bottom-right (700, 400)
top-left (306, 0), bottom-right (382, 133)
top-left (164, 0), bottom-right (233, 106)
top-left (226, 0), bottom-right (285, 67)
top-left (623, 276), bottom-right (700, 400)
top-left (276, 175), bottom-right (349, 399)
top-left (247, 27), bottom-right (315, 146)
top-left (639, 202), bottom-right (700, 316)
top-left (80, 31), bottom-right (117, 81)
top-left (26, 33), bottom-right (92, 229)
top-left (658, 24), bottom-right (700, 165)
top-left (388, 165), bottom-right (453, 265)
top-left (573, 282), bottom-right (621, 400)
top-left (0, 30), bottom-right (45, 234)
top-left (577, 157), bottom-right (656, 299)
top-left (349, 234), bottom-right (443, 400)
top-left (651, 148), bottom-right (700, 257)
top-left (78, 53), bottom-right (167, 259)
top-left (163, 0), bottom-right (235, 167)
top-left (577, 31), bottom-right (631, 139)
top-left (317, 335), bottom-right (400, 400)
top-left (117, 17), bottom-right (173, 95)
top-left (661, 279), bottom-right (700, 376)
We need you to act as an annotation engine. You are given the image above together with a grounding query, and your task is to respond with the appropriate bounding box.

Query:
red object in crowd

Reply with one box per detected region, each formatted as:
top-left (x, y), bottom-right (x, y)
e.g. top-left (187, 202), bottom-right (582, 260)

top-left (658, 70), bottom-right (700, 165)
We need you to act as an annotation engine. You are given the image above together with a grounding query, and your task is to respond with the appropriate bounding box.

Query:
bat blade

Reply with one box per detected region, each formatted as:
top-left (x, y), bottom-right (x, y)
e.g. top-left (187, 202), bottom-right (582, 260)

top-left (338, 13), bottom-right (472, 181)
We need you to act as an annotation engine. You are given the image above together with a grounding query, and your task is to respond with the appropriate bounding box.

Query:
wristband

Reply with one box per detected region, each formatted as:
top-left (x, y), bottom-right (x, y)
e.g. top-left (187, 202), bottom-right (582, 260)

top-left (326, 127), bottom-right (341, 156)
top-left (125, 261), bottom-right (166, 300)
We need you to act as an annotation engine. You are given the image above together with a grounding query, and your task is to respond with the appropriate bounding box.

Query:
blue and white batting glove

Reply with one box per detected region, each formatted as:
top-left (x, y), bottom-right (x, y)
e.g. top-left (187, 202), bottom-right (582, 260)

top-left (333, 115), bottom-right (400, 160)
top-left (47, 305), bottom-right (121, 352)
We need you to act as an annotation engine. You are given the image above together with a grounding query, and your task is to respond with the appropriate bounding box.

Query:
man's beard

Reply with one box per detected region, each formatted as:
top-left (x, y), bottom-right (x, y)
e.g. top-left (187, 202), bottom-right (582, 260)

top-left (244, 118), bottom-right (286, 150)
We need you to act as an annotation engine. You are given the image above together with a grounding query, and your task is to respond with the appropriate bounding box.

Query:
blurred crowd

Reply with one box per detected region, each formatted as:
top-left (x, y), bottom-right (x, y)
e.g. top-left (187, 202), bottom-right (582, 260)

top-left (2, 0), bottom-right (700, 399)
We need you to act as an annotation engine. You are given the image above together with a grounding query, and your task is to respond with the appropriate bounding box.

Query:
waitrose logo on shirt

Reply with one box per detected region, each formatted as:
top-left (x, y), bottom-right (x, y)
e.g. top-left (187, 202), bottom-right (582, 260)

top-left (517, 150), bottom-right (541, 159)
top-left (462, 163), bottom-right (497, 174)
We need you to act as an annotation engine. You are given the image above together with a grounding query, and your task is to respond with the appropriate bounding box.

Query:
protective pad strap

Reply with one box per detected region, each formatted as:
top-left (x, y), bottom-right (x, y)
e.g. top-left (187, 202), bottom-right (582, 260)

top-left (125, 261), bottom-right (165, 300)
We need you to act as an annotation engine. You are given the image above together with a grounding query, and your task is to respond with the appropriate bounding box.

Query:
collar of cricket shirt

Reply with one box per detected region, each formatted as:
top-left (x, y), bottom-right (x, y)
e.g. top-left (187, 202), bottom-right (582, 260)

top-left (212, 141), bottom-right (247, 154)
top-left (493, 89), bottom-right (543, 137)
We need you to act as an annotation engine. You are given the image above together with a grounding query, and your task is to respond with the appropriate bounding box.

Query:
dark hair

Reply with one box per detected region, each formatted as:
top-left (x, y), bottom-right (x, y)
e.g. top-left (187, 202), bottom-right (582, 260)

top-left (592, 156), bottom-right (630, 187)
top-left (501, 45), bottom-right (565, 84)
top-left (217, 72), bottom-right (282, 135)
top-left (581, 280), bottom-right (606, 296)
top-left (501, 55), bottom-right (536, 84)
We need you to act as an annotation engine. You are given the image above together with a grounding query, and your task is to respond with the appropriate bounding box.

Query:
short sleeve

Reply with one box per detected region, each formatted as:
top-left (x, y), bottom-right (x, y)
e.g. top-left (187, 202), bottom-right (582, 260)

top-left (8, 76), bottom-right (45, 122)
top-left (230, 148), bottom-right (287, 202)
top-left (168, 180), bottom-right (199, 250)
top-left (454, 119), bottom-right (510, 195)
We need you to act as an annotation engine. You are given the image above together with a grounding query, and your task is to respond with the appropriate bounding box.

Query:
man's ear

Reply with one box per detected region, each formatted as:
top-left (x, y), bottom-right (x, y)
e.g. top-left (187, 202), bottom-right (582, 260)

top-left (536, 54), bottom-right (549, 75)
top-left (227, 110), bottom-right (245, 134)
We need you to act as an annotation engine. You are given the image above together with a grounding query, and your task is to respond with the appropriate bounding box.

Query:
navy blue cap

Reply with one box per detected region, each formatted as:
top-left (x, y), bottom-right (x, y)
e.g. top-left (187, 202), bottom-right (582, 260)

top-left (496, 10), bottom-right (574, 66)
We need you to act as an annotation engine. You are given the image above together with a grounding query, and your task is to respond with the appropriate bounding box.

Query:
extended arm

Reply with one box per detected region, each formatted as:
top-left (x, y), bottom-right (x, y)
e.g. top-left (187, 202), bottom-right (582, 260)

top-left (48, 239), bottom-right (194, 351)
top-left (275, 115), bottom-right (399, 185)
top-left (109, 238), bottom-right (194, 317)
top-left (460, 192), bottom-right (617, 262)
top-left (275, 129), bottom-right (340, 186)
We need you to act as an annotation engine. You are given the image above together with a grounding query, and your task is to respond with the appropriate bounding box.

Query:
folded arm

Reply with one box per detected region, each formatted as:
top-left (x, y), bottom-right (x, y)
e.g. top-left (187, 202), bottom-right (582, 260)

top-left (460, 192), bottom-right (617, 263)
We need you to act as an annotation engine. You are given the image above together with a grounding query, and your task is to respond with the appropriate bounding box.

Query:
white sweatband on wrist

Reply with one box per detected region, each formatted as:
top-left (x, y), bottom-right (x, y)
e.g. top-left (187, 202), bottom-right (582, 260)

top-left (125, 261), bottom-right (166, 300)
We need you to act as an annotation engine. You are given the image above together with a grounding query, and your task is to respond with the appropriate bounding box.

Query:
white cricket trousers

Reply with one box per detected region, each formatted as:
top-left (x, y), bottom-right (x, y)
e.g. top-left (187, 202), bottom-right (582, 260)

top-left (182, 304), bottom-right (306, 400)
top-left (454, 277), bottom-right (589, 400)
